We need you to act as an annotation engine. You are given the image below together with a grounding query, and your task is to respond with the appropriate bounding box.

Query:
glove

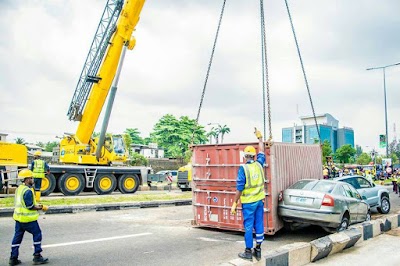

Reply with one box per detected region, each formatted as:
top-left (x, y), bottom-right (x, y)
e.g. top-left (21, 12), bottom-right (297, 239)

top-left (231, 202), bottom-right (237, 215)
top-left (254, 127), bottom-right (263, 139)
top-left (41, 205), bottom-right (49, 212)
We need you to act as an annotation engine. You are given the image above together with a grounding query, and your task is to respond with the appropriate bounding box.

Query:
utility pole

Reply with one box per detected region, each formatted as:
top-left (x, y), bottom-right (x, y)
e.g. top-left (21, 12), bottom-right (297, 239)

top-left (366, 62), bottom-right (400, 157)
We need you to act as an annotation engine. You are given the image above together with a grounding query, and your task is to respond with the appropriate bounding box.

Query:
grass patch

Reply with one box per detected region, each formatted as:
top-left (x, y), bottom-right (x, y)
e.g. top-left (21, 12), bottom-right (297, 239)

top-left (0, 192), bottom-right (192, 208)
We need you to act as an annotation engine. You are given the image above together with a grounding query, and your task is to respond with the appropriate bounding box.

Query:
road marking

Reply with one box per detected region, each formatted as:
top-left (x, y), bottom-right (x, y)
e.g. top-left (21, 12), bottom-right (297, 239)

top-left (42, 233), bottom-right (152, 248)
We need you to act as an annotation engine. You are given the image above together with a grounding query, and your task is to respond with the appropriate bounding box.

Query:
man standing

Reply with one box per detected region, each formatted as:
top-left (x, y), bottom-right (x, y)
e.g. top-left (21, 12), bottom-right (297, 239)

top-left (9, 169), bottom-right (49, 266)
top-left (31, 151), bottom-right (49, 202)
top-left (231, 129), bottom-right (266, 261)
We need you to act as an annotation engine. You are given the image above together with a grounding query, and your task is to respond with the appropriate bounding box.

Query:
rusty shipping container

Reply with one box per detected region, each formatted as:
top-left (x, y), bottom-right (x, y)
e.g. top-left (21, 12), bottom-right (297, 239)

top-left (192, 142), bottom-right (322, 235)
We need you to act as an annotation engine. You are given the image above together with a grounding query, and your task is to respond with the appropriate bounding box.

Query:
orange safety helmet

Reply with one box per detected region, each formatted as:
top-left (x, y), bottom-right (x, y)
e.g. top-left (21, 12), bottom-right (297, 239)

top-left (244, 146), bottom-right (256, 156)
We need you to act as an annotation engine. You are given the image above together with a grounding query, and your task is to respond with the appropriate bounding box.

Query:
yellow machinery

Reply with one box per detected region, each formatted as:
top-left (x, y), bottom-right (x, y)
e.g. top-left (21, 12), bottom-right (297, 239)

top-left (60, 0), bottom-right (145, 166)
top-left (177, 163), bottom-right (192, 191)
top-left (0, 142), bottom-right (28, 189)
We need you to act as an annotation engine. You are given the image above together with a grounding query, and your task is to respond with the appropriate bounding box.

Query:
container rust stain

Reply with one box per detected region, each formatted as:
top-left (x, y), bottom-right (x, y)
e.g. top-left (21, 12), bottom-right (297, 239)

top-left (192, 142), bottom-right (322, 235)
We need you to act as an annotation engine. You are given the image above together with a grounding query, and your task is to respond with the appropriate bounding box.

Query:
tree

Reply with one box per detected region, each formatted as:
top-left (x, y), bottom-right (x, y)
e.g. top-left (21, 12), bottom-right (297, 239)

top-left (130, 152), bottom-right (148, 166)
top-left (321, 140), bottom-right (332, 164)
top-left (356, 153), bottom-right (372, 165)
top-left (150, 114), bottom-right (207, 158)
top-left (334, 144), bottom-right (356, 163)
top-left (123, 134), bottom-right (133, 155)
top-left (125, 128), bottom-right (143, 144)
top-left (44, 141), bottom-right (58, 152)
top-left (15, 138), bottom-right (25, 144)
top-left (217, 124), bottom-right (230, 143)
top-left (36, 142), bottom-right (45, 148)
top-left (206, 128), bottom-right (218, 144)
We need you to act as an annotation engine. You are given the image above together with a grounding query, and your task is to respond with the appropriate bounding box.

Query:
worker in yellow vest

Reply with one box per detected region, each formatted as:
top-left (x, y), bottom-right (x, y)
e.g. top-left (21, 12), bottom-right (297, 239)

top-left (31, 151), bottom-right (49, 202)
top-left (231, 128), bottom-right (266, 261)
top-left (9, 169), bottom-right (49, 266)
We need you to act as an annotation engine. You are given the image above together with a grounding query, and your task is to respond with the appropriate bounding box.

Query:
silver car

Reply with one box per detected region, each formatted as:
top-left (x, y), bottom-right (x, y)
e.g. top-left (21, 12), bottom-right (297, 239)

top-left (335, 175), bottom-right (391, 214)
top-left (278, 179), bottom-right (371, 232)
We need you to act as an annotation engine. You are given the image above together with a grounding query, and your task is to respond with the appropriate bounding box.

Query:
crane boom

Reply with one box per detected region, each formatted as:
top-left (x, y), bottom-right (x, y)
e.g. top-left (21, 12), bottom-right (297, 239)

top-left (60, 0), bottom-right (145, 166)
top-left (69, 0), bottom-right (144, 144)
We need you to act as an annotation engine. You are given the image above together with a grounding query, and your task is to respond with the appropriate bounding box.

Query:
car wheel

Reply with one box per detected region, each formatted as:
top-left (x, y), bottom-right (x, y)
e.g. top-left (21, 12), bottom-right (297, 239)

top-left (337, 216), bottom-right (349, 232)
top-left (377, 196), bottom-right (390, 214)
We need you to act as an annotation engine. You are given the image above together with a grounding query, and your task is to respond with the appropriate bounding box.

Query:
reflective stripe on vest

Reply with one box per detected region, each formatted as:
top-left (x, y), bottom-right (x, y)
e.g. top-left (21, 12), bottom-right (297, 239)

top-left (241, 162), bottom-right (265, 204)
top-left (33, 159), bottom-right (45, 178)
top-left (13, 184), bottom-right (39, 223)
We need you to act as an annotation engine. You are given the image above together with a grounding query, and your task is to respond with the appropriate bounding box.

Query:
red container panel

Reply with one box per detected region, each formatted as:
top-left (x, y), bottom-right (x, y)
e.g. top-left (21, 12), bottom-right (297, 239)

top-left (192, 142), bottom-right (322, 235)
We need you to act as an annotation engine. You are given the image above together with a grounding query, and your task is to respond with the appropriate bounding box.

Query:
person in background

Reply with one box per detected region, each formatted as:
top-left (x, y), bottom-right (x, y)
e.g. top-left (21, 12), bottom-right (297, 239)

top-left (231, 128), bottom-right (266, 262)
top-left (322, 167), bottom-right (329, 179)
top-left (9, 169), bottom-right (49, 266)
top-left (30, 151), bottom-right (49, 202)
top-left (392, 171), bottom-right (398, 194)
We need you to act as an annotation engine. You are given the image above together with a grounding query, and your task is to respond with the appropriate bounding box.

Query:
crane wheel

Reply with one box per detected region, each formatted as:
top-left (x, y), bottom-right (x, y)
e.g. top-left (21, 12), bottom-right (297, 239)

top-left (94, 174), bottom-right (117, 195)
top-left (58, 173), bottom-right (85, 196)
top-left (118, 174), bottom-right (140, 194)
top-left (41, 174), bottom-right (56, 196)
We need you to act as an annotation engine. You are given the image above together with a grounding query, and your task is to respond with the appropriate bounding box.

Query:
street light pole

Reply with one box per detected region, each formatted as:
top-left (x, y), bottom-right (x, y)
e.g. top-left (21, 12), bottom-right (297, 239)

top-left (366, 62), bottom-right (400, 157)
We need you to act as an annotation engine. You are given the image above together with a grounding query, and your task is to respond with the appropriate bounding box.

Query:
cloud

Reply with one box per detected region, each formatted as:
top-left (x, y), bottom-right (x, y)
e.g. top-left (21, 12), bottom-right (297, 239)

top-left (0, 0), bottom-right (399, 156)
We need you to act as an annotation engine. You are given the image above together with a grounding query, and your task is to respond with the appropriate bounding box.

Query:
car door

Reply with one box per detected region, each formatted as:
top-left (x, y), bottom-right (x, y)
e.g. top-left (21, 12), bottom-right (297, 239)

top-left (356, 177), bottom-right (379, 207)
top-left (346, 184), bottom-right (368, 222)
top-left (341, 184), bottom-right (360, 224)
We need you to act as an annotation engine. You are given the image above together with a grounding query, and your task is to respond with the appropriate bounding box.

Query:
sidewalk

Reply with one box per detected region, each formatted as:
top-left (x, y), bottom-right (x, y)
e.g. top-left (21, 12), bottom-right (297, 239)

top-left (308, 229), bottom-right (400, 266)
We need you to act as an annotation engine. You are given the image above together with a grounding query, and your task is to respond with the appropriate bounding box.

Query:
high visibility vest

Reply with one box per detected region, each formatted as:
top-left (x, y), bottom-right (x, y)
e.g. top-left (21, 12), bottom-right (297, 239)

top-left (240, 162), bottom-right (265, 204)
top-left (13, 184), bottom-right (39, 223)
top-left (33, 159), bottom-right (45, 178)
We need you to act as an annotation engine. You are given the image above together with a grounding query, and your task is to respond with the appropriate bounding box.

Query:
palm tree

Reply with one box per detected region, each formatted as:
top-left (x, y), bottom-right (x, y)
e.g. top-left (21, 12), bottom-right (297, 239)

top-left (218, 125), bottom-right (230, 143)
top-left (207, 128), bottom-right (218, 144)
top-left (15, 138), bottom-right (25, 144)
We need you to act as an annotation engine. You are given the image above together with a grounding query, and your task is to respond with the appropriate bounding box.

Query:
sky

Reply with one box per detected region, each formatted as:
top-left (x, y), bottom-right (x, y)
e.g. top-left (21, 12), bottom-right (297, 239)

top-left (1, 0), bottom-right (399, 155)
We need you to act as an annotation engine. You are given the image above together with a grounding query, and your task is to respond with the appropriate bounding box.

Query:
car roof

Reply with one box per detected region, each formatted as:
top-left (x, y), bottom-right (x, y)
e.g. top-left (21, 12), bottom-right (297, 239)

top-left (334, 175), bottom-right (365, 181)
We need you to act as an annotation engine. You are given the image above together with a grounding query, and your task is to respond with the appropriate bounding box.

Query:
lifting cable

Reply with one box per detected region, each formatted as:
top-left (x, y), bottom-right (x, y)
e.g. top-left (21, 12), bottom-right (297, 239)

top-left (260, 0), bottom-right (272, 142)
top-left (284, 0), bottom-right (321, 142)
top-left (192, 0), bottom-right (227, 144)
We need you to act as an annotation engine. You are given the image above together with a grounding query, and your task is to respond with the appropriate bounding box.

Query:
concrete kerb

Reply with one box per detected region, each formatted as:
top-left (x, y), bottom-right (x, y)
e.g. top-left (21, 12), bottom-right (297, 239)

top-left (0, 199), bottom-right (192, 218)
top-left (260, 213), bottom-right (400, 266)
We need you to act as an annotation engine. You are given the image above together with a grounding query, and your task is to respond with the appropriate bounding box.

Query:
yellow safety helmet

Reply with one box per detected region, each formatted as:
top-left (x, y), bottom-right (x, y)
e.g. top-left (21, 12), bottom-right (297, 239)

top-left (34, 151), bottom-right (42, 157)
top-left (18, 169), bottom-right (34, 179)
top-left (244, 146), bottom-right (256, 156)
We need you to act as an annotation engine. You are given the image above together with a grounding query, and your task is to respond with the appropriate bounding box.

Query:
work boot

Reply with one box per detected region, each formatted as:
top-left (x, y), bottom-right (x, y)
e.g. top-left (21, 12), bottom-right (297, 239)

top-left (33, 254), bottom-right (49, 265)
top-left (9, 258), bottom-right (21, 266)
top-left (238, 248), bottom-right (253, 261)
top-left (253, 247), bottom-right (262, 261)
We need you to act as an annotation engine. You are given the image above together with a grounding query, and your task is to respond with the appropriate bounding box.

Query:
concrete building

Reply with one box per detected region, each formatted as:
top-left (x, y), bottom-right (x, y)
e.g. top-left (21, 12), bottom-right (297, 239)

top-left (131, 143), bottom-right (164, 159)
top-left (282, 113), bottom-right (354, 152)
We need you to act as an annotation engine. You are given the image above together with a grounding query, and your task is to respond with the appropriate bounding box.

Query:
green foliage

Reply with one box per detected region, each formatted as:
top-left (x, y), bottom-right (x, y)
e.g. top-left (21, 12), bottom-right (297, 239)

top-left (15, 138), bottom-right (25, 144)
top-left (390, 153), bottom-right (398, 164)
top-left (321, 140), bottom-right (332, 163)
top-left (356, 152), bottom-right (372, 165)
top-left (334, 144), bottom-right (356, 163)
top-left (44, 141), bottom-right (58, 152)
top-left (123, 134), bottom-right (132, 155)
top-left (150, 114), bottom-right (207, 158)
top-left (216, 124), bottom-right (230, 143)
top-left (130, 152), bottom-right (149, 166)
top-left (125, 128), bottom-right (143, 144)
top-left (36, 142), bottom-right (45, 148)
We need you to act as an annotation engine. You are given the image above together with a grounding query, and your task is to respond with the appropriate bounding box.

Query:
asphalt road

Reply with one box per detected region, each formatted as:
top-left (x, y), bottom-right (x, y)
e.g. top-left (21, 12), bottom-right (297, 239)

top-left (1, 205), bottom-right (328, 266)
top-left (1, 187), bottom-right (398, 265)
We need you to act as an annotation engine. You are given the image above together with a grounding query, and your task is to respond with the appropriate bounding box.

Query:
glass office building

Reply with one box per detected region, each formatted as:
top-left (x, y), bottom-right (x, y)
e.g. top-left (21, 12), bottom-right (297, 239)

top-left (281, 113), bottom-right (354, 152)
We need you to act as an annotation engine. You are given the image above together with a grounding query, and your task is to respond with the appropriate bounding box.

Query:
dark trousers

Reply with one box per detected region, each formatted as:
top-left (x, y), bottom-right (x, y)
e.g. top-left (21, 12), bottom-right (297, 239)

top-left (34, 178), bottom-right (42, 191)
top-left (11, 220), bottom-right (43, 259)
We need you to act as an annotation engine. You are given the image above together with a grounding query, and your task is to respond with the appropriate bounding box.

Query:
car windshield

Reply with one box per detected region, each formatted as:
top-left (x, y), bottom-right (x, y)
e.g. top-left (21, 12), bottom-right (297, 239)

top-left (290, 180), bottom-right (335, 193)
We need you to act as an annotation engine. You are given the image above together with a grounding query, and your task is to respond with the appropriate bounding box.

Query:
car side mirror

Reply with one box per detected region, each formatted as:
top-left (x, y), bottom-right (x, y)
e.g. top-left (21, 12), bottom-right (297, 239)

top-left (362, 195), bottom-right (367, 200)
